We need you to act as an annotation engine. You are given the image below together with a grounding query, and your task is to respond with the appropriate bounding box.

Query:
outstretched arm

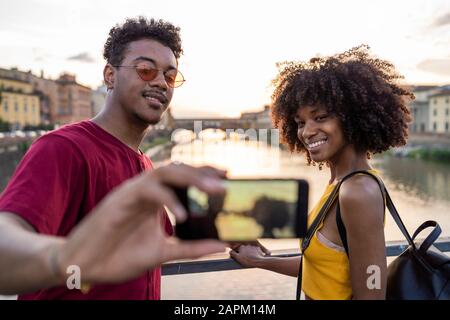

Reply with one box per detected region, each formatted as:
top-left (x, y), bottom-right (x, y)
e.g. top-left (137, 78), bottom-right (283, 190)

top-left (0, 213), bottom-right (65, 294)
top-left (0, 164), bottom-right (227, 295)
top-left (230, 244), bottom-right (300, 277)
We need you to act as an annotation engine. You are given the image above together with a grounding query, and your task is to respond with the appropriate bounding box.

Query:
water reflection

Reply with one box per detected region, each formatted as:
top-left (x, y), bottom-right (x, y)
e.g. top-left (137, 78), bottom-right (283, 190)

top-left (168, 133), bottom-right (450, 240)
top-left (373, 155), bottom-right (450, 203)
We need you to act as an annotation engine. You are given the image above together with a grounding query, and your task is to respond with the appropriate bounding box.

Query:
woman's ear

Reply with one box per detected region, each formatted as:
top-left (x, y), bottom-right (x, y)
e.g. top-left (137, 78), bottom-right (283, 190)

top-left (103, 64), bottom-right (115, 90)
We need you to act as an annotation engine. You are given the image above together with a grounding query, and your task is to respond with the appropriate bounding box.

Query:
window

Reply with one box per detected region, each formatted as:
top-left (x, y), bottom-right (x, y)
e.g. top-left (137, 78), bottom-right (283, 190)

top-left (14, 103), bottom-right (18, 112)
top-left (433, 109), bottom-right (437, 116)
top-left (446, 98), bottom-right (449, 104)
top-left (446, 122), bottom-right (449, 132)
top-left (433, 122), bottom-right (437, 132)
top-left (446, 108), bottom-right (449, 116)
top-left (24, 104), bottom-right (28, 112)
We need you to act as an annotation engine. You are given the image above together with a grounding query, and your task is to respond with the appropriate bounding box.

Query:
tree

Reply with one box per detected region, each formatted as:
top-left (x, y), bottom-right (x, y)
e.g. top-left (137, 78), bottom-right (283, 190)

top-left (0, 117), bottom-right (11, 132)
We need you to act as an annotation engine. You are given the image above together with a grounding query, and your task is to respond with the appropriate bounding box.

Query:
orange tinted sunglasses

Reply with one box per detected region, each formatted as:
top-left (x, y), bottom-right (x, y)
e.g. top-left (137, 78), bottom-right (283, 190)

top-left (114, 65), bottom-right (185, 88)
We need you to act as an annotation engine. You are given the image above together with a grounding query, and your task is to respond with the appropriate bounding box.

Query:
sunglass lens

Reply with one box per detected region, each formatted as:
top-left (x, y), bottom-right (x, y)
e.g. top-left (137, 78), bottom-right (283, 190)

top-left (137, 68), bottom-right (158, 81)
top-left (172, 72), bottom-right (185, 88)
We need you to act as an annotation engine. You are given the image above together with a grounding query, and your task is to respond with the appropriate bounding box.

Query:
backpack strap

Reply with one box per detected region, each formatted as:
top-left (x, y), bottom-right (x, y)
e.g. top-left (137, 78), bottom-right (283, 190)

top-left (336, 204), bottom-right (350, 256)
top-left (296, 181), bottom-right (340, 300)
top-left (335, 170), bottom-right (386, 256)
top-left (335, 170), bottom-right (393, 257)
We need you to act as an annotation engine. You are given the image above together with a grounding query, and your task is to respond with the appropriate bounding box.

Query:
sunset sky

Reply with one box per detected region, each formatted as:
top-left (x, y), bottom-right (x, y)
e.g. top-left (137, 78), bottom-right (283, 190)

top-left (1, 0), bottom-right (450, 117)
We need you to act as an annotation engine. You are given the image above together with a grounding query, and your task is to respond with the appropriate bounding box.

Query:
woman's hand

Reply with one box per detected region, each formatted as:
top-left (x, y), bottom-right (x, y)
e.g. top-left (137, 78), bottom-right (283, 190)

top-left (230, 241), bottom-right (300, 277)
top-left (229, 243), bottom-right (270, 268)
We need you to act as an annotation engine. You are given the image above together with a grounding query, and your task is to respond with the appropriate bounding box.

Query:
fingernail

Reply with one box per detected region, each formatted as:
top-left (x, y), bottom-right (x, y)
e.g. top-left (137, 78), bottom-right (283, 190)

top-left (174, 205), bottom-right (187, 222)
top-left (203, 178), bottom-right (224, 190)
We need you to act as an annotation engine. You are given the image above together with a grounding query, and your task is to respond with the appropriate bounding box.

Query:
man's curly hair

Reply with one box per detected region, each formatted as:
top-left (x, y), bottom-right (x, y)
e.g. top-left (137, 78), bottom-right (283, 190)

top-left (103, 16), bottom-right (183, 66)
top-left (271, 44), bottom-right (414, 164)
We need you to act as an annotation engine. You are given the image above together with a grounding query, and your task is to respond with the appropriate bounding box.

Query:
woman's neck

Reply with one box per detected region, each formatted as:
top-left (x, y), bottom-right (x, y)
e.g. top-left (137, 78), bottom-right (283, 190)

top-left (327, 145), bottom-right (371, 184)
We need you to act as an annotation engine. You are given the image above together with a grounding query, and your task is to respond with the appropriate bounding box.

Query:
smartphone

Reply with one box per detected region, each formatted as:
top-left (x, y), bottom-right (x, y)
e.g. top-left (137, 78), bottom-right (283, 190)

top-left (173, 179), bottom-right (309, 243)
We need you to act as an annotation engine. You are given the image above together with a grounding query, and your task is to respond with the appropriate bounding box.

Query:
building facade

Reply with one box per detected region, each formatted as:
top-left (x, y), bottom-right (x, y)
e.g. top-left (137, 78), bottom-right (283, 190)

top-left (0, 70), bottom-right (41, 129)
top-left (91, 85), bottom-right (107, 116)
top-left (0, 67), bottom-right (95, 127)
top-left (409, 86), bottom-right (440, 133)
top-left (55, 74), bottom-right (93, 125)
top-left (31, 72), bottom-right (59, 125)
top-left (429, 90), bottom-right (450, 134)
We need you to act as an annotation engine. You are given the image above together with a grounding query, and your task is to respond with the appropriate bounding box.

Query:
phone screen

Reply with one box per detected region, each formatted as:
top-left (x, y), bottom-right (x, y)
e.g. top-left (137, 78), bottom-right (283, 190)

top-left (182, 179), bottom-right (308, 242)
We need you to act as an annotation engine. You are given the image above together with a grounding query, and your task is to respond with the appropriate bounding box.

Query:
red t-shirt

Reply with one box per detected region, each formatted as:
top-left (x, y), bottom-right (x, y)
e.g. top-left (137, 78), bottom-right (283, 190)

top-left (0, 120), bottom-right (173, 300)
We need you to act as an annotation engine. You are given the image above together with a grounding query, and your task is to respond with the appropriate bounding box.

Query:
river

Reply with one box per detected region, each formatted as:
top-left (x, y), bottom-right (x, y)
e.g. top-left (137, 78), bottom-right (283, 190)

top-left (160, 133), bottom-right (450, 241)
top-left (160, 132), bottom-right (450, 299)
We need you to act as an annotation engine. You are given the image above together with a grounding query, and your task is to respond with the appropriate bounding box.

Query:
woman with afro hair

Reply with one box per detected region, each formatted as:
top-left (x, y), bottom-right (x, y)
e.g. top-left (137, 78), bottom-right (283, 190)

top-left (230, 45), bottom-right (413, 300)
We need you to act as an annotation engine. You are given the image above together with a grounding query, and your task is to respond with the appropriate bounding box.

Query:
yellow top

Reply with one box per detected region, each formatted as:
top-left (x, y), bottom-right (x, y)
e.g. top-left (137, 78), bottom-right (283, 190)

top-left (301, 170), bottom-right (382, 300)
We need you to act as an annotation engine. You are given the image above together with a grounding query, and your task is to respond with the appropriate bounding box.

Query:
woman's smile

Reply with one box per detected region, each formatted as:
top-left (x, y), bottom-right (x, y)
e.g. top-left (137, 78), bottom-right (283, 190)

top-left (305, 138), bottom-right (328, 151)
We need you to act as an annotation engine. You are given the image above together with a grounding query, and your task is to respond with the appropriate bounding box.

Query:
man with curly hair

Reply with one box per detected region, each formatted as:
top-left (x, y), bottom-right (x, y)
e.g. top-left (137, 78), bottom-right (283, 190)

top-left (231, 45), bottom-right (413, 300)
top-left (0, 17), bottom-right (227, 300)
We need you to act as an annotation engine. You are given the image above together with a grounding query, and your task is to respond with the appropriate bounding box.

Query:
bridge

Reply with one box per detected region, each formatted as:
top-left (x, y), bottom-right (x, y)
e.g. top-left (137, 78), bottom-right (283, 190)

top-left (172, 118), bottom-right (269, 131)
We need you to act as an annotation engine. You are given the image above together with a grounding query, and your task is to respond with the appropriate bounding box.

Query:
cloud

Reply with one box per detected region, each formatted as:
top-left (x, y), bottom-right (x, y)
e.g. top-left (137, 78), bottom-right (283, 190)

top-left (34, 53), bottom-right (52, 62)
top-left (431, 12), bottom-right (450, 28)
top-left (417, 58), bottom-right (450, 76)
top-left (32, 47), bottom-right (52, 62)
top-left (67, 52), bottom-right (95, 63)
